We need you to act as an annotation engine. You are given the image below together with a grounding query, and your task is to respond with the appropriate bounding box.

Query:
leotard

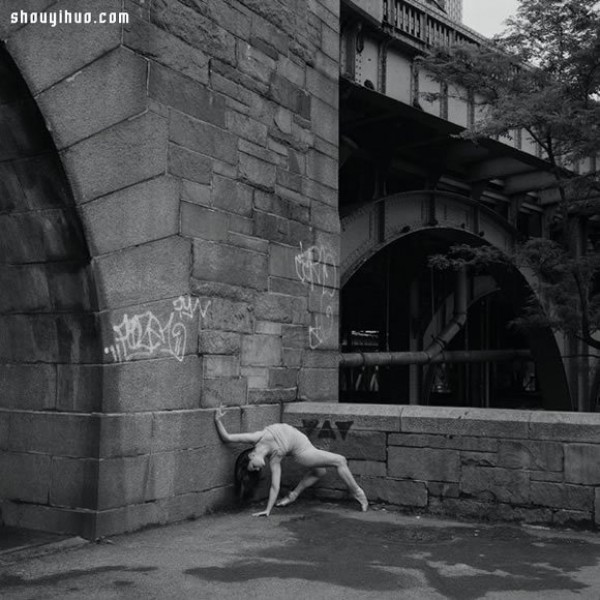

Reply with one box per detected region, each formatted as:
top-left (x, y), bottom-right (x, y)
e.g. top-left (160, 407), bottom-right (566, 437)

top-left (261, 424), bottom-right (313, 458)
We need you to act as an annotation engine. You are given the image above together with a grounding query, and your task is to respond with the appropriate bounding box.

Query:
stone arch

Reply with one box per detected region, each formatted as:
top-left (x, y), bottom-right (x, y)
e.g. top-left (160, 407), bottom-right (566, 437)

top-left (341, 190), bottom-right (517, 286)
top-left (341, 192), bottom-right (571, 410)
top-left (0, 43), bottom-right (103, 534)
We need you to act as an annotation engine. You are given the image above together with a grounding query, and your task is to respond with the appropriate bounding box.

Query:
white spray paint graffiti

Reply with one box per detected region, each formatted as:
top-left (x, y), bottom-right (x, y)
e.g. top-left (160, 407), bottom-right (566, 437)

top-left (104, 295), bottom-right (211, 362)
top-left (295, 243), bottom-right (337, 349)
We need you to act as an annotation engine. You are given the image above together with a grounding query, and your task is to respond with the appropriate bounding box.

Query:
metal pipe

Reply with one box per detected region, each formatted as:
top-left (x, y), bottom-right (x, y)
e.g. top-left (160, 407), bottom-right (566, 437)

top-left (423, 266), bottom-right (468, 359)
top-left (339, 268), bottom-right (530, 370)
top-left (340, 349), bottom-right (532, 367)
top-left (341, 267), bottom-right (477, 369)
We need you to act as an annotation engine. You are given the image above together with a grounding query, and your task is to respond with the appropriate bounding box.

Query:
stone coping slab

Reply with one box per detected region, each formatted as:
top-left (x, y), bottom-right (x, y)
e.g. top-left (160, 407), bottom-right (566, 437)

top-left (400, 406), bottom-right (531, 439)
top-left (529, 411), bottom-right (600, 443)
top-left (283, 403), bottom-right (600, 442)
top-left (284, 402), bottom-right (403, 431)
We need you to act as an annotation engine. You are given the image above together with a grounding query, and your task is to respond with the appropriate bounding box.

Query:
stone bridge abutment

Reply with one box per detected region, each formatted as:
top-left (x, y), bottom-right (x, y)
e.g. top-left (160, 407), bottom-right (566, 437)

top-left (0, 0), bottom-right (341, 537)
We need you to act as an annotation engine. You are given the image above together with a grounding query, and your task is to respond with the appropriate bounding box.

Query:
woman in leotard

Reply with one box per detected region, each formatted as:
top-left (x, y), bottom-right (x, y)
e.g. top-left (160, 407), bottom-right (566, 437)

top-left (214, 407), bottom-right (368, 517)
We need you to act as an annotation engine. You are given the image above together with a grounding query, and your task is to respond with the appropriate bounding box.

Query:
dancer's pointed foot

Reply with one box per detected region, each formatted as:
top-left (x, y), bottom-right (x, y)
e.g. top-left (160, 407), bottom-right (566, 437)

top-left (354, 488), bottom-right (368, 512)
top-left (276, 491), bottom-right (298, 507)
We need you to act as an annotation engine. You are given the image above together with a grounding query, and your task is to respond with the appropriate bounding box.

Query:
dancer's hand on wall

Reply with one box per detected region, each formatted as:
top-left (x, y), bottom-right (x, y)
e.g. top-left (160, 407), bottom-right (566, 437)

top-left (214, 405), bottom-right (225, 421)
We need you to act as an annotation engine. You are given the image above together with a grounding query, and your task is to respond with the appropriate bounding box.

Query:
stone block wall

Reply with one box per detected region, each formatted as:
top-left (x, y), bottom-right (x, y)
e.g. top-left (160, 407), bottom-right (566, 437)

top-left (1, 0), bottom-right (340, 537)
top-left (90, 403), bottom-right (282, 537)
top-left (284, 404), bottom-right (600, 529)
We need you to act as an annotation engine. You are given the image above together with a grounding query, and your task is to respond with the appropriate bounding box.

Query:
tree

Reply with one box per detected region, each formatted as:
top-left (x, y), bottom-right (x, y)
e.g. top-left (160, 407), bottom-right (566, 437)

top-left (419, 0), bottom-right (600, 364)
top-left (424, 0), bottom-right (600, 179)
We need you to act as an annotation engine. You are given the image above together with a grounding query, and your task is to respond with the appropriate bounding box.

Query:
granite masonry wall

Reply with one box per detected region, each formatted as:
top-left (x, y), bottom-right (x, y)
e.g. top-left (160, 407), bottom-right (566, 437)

top-left (0, 0), bottom-right (340, 537)
top-left (284, 404), bottom-right (600, 529)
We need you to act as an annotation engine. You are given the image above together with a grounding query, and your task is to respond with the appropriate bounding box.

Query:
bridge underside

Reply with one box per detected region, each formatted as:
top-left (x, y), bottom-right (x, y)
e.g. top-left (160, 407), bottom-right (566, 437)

top-left (339, 78), bottom-right (574, 411)
top-left (340, 79), bottom-right (553, 231)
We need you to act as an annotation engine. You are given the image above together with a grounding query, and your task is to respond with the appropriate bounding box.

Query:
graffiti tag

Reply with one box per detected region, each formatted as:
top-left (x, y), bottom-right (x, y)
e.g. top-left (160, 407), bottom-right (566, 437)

top-left (104, 295), bottom-right (211, 363)
top-left (295, 243), bottom-right (337, 349)
top-left (302, 419), bottom-right (353, 441)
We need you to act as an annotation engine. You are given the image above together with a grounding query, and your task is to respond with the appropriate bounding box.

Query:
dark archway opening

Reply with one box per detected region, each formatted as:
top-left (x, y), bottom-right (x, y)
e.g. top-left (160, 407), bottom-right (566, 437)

top-left (340, 229), bottom-right (571, 410)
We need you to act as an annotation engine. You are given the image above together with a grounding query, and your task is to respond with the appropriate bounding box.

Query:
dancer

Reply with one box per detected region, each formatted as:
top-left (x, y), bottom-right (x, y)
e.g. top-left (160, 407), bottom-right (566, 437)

top-left (214, 407), bottom-right (368, 517)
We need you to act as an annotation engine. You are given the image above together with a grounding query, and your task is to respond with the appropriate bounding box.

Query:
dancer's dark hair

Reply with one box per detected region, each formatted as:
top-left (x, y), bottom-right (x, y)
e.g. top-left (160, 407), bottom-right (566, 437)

top-left (234, 448), bottom-right (261, 503)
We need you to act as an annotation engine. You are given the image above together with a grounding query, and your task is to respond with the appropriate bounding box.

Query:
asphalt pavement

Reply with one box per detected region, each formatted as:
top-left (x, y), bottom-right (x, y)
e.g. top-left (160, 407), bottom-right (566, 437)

top-left (1, 500), bottom-right (600, 600)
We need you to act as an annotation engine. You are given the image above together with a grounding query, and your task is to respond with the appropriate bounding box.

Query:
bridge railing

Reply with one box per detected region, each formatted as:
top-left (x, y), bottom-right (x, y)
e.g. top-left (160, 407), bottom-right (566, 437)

top-left (372, 0), bottom-right (598, 177)
top-left (383, 0), bottom-right (486, 49)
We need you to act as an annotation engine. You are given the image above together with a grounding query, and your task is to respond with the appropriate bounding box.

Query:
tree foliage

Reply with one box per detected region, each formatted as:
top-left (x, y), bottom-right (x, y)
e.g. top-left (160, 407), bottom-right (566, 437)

top-left (423, 0), bottom-right (600, 172)
top-left (420, 0), bottom-right (600, 351)
top-left (430, 241), bottom-right (600, 351)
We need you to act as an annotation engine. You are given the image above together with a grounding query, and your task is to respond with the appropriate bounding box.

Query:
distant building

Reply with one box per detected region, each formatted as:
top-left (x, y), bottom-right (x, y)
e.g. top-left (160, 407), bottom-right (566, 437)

top-left (444, 0), bottom-right (463, 22)
top-left (422, 0), bottom-right (463, 22)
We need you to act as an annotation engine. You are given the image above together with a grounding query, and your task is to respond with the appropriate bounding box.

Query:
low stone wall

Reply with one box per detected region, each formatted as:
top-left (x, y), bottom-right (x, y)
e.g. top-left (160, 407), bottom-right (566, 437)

top-left (283, 403), bottom-right (600, 529)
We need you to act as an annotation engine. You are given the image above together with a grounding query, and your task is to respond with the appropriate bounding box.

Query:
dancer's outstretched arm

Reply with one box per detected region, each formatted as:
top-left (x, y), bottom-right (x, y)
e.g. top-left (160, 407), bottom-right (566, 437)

top-left (253, 457), bottom-right (282, 517)
top-left (214, 407), bottom-right (263, 444)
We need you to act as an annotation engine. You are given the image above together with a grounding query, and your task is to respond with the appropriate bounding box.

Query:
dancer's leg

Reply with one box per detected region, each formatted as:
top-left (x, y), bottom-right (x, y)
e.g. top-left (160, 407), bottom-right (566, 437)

top-left (295, 448), bottom-right (368, 511)
top-left (276, 468), bottom-right (326, 506)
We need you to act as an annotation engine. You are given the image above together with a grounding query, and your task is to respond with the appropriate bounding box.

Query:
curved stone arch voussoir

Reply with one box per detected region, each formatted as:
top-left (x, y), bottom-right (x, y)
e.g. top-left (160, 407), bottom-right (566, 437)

top-left (341, 190), bottom-right (519, 286)
top-left (0, 40), bottom-right (108, 535)
top-left (0, 44), bottom-right (103, 421)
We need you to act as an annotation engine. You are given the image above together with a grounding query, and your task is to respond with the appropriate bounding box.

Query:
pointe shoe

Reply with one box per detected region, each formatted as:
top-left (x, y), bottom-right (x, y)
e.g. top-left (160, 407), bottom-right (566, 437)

top-left (276, 491), bottom-right (298, 507)
top-left (354, 488), bottom-right (368, 512)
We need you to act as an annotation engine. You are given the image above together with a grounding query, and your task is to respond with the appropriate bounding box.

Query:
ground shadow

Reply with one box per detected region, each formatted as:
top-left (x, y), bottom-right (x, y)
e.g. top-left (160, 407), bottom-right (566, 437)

top-left (0, 566), bottom-right (157, 589)
top-left (184, 503), bottom-right (600, 599)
